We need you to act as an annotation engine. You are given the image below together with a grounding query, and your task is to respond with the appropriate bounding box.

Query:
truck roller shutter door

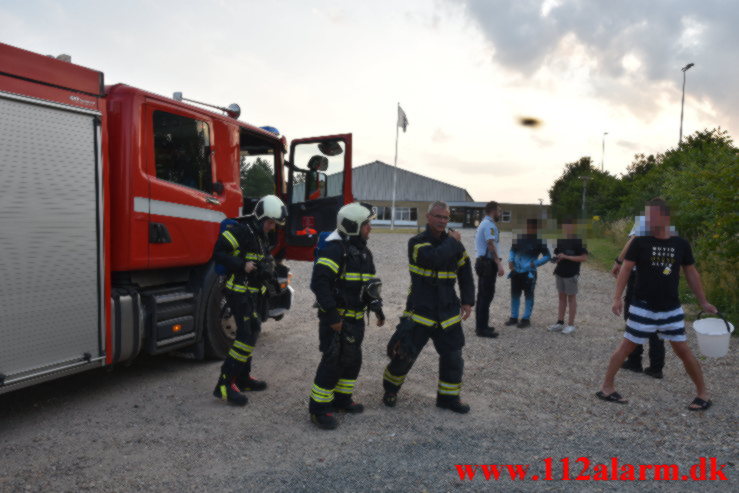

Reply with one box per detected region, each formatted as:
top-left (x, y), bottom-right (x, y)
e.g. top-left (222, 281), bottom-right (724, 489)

top-left (0, 93), bottom-right (104, 390)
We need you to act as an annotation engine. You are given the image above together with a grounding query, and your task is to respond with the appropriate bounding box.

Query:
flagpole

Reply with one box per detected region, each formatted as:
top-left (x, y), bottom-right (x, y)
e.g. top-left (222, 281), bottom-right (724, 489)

top-left (391, 102), bottom-right (400, 230)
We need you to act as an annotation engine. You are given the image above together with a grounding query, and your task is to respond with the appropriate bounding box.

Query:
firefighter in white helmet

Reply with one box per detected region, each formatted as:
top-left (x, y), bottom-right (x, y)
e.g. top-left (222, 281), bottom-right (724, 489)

top-left (212, 194), bottom-right (287, 406)
top-left (308, 202), bottom-right (386, 429)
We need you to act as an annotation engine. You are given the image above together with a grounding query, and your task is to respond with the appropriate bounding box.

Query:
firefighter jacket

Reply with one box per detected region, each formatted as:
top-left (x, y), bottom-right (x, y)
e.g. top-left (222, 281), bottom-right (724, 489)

top-left (311, 230), bottom-right (377, 326)
top-left (403, 227), bottom-right (475, 329)
top-left (213, 216), bottom-right (271, 297)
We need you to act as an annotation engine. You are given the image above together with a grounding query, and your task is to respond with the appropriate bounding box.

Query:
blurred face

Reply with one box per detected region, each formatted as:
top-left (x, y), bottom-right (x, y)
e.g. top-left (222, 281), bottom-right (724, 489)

top-left (490, 205), bottom-right (501, 221)
top-left (526, 222), bottom-right (538, 235)
top-left (562, 222), bottom-right (576, 237)
top-left (426, 206), bottom-right (450, 234)
top-left (262, 218), bottom-right (277, 233)
top-left (360, 221), bottom-right (371, 240)
top-left (646, 205), bottom-right (669, 231)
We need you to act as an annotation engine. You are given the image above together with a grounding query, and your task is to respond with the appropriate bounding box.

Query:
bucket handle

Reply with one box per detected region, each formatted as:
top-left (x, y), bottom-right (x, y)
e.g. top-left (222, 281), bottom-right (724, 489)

top-left (696, 311), bottom-right (732, 333)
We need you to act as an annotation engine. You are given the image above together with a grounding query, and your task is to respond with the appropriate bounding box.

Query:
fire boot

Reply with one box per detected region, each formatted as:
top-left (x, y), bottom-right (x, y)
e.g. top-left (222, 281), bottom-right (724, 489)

top-left (237, 375), bottom-right (268, 391)
top-left (436, 397), bottom-right (470, 414)
top-left (213, 377), bottom-right (248, 406)
top-left (334, 400), bottom-right (364, 414)
top-left (310, 412), bottom-right (338, 430)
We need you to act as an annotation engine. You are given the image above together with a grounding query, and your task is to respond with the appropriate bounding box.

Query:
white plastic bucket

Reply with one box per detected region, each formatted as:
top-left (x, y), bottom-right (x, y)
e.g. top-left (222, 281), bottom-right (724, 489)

top-left (693, 315), bottom-right (734, 358)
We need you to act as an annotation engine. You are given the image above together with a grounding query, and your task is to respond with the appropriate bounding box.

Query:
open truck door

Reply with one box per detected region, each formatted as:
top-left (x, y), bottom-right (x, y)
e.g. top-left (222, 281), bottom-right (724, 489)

top-left (284, 134), bottom-right (352, 261)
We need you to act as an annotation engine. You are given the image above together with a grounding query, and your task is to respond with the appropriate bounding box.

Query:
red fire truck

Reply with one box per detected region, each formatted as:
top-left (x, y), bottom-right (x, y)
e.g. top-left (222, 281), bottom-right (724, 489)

top-left (0, 42), bottom-right (354, 394)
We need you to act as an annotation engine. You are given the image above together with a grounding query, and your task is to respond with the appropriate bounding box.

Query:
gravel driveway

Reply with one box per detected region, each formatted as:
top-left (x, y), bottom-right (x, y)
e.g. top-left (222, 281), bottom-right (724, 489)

top-left (1, 231), bottom-right (736, 492)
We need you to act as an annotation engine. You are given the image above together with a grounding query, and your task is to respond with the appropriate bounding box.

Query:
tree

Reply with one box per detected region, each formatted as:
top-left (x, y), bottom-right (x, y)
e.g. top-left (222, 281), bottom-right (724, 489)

top-left (240, 156), bottom-right (275, 199)
top-left (548, 157), bottom-right (625, 220)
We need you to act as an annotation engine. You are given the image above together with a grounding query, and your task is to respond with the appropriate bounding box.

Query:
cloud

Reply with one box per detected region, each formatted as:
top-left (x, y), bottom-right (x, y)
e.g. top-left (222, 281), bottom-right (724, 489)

top-left (431, 128), bottom-right (452, 143)
top-left (453, 0), bottom-right (739, 131)
top-left (616, 139), bottom-right (640, 151)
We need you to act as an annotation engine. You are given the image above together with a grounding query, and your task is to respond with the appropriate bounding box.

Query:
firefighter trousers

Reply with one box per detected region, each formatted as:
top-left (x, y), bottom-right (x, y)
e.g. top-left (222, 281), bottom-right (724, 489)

top-left (309, 318), bottom-right (365, 415)
top-left (219, 293), bottom-right (258, 384)
top-left (383, 321), bottom-right (465, 402)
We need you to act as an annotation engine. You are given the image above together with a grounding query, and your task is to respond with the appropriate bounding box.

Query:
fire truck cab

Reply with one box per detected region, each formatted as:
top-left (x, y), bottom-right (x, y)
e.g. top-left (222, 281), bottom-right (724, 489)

top-left (0, 42), bottom-right (354, 394)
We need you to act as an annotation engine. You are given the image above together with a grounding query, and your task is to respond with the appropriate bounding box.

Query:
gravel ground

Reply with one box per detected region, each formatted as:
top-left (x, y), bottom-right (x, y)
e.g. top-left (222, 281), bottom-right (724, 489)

top-left (1, 231), bottom-right (736, 492)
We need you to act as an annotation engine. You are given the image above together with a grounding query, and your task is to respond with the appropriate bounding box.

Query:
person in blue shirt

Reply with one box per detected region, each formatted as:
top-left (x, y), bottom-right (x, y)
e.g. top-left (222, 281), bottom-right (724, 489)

top-left (474, 201), bottom-right (505, 338)
top-left (505, 219), bottom-right (551, 328)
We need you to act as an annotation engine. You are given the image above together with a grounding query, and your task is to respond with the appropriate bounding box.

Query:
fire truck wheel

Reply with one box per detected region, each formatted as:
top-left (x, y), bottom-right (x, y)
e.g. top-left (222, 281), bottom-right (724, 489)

top-left (203, 275), bottom-right (234, 359)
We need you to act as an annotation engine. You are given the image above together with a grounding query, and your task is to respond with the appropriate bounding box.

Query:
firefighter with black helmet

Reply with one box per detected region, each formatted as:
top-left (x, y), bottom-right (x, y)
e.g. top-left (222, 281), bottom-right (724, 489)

top-left (382, 201), bottom-right (475, 414)
top-left (212, 194), bottom-right (287, 406)
top-left (308, 202), bottom-right (385, 429)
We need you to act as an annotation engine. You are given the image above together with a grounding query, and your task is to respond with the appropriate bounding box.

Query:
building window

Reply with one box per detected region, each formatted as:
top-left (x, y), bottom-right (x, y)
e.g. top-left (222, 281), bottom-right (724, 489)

top-left (153, 110), bottom-right (212, 193)
top-left (375, 206), bottom-right (391, 220)
top-left (394, 207), bottom-right (416, 221)
top-left (373, 206), bottom-right (417, 223)
top-left (501, 210), bottom-right (511, 223)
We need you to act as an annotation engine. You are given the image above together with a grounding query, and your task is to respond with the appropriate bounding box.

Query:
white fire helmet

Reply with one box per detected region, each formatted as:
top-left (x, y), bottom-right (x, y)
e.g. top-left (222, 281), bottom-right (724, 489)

top-left (337, 202), bottom-right (376, 236)
top-left (254, 195), bottom-right (287, 226)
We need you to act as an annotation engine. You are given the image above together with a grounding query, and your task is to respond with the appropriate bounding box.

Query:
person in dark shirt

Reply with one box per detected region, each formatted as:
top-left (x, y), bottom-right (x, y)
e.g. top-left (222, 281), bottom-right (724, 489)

top-left (548, 219), bottom-right (587, 334)
top-left (597, 198), bottom-right (717, 411)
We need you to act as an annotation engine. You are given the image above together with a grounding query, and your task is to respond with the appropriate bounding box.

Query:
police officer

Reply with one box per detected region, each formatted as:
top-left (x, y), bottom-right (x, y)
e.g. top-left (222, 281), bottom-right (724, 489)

top-left (474, 201), bottom-right (505, 338)
top-left (309, 202), bottom-right (385, 430)
top-left (212, 195), bottom-right (287, 406)
top-left (382, 201), bottom-right (475, 414)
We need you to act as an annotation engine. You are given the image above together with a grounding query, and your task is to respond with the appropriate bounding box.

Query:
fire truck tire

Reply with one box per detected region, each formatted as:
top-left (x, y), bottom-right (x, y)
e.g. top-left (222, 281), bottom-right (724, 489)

top-left (203, 274), bottom-right (232, 359)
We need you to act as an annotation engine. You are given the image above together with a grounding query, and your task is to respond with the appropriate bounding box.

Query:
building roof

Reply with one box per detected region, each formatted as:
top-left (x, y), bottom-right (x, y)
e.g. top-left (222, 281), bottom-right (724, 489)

top-left (341, 160), bottom-right (474, 202)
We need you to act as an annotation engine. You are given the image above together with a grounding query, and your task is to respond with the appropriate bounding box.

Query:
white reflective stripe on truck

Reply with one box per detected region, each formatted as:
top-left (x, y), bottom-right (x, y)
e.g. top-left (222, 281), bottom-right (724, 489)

top-left (133, 197), bottom-right (227, 223)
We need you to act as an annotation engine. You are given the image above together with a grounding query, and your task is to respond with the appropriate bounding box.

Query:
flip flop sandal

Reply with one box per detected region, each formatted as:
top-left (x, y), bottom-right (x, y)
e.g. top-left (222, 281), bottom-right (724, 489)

top-left (595, 391), bottom-right (628, 404)
top-left (688, 397), bottom-right (712, 411)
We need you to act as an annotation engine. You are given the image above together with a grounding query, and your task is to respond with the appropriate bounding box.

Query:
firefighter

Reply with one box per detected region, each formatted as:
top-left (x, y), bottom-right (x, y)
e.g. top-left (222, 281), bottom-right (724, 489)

top-left (309, 202), bottom-right (386, 429)
top-left (382, 201), bottom-right (475, 414)
top-left (212, 194), bottom-right (287, 406)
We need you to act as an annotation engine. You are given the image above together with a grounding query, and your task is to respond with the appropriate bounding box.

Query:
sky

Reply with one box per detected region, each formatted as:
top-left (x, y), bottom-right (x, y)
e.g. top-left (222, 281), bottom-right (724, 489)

top-left (2, 0), bottom-right (736, 204)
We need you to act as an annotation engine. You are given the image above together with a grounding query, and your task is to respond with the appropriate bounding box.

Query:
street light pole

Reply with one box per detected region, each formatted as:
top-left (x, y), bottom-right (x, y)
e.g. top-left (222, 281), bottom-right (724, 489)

top-left (679, 63), bottom-right (694, 144)
top-left (601, 132), bottom-right (608, 172)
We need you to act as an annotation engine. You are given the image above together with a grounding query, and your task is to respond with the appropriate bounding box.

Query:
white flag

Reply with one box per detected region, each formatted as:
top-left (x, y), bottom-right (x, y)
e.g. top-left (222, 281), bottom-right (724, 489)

top-left (397, 105), bottom-right (408, 133)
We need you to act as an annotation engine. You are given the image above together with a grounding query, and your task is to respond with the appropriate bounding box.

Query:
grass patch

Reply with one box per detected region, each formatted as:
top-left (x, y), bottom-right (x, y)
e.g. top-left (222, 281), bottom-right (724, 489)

top-left (583, 237), bottom-right (622, 272)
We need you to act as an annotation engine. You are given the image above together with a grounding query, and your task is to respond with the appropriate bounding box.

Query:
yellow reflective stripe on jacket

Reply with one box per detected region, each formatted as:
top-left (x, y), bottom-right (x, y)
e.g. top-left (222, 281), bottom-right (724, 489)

top-left (457, 251), bottom-right (469, 268)
top-left (409, 264), bottom-right (456, 279)
top-left (222, 230), bottom-right (238, 250)
top-left (244, 252), bottom-right (264, 261)
top-left (440, 314), bottom-right (462, 329)
top-left (247, 286), bottom-right (260, 293)
top-left (339, 272), bottom-right (375, 282)
top-left (410, 313), bottom-right (436, 327)
top-left (225, 276), bottom-right (247, 293)
top-left (337, 308), bottom-right (365, 319)
top-left (412, 242), bottom-right (432, 262)
top-left (406, 312), bottom-right (461, 329)
top-left (316, 257), bottom-right (340, 274)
